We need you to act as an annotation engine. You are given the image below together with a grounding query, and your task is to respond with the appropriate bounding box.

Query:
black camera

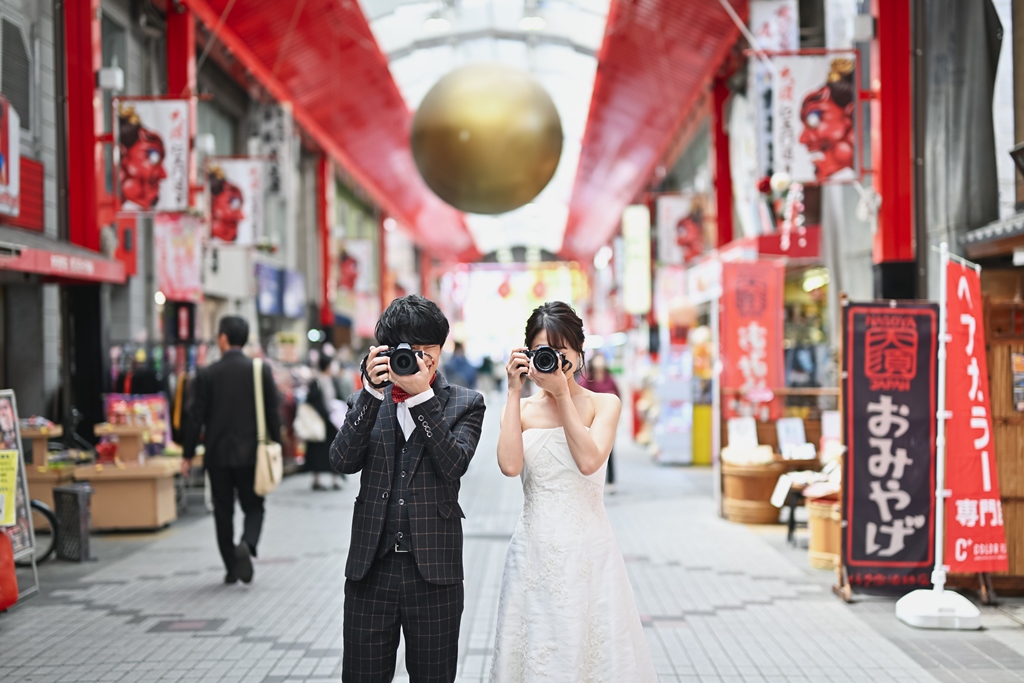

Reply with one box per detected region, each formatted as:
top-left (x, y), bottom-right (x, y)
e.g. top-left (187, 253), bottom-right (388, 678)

top-left (525, 345), bottom-right (566, 374)
top-left (380, 343), bottom-right (424, 376)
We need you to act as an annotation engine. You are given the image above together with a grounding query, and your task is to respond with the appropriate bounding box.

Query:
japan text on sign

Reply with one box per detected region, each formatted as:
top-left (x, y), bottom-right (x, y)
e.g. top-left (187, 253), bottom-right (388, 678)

top-left (843, 303), bottom-right (937, 589)
top-left (115, 99), bottom-right (190, 212)
top-left (721, 261), bottom-right (784, 421)
top-left (944, 260), bottom-right (1009, 573)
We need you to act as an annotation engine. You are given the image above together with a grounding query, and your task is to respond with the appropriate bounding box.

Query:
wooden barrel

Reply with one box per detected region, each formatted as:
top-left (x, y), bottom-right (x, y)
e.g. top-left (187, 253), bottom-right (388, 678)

top-left (807, 499), bottom-right (841, 570)
top-left (721, 461), bottom-right (786, 524)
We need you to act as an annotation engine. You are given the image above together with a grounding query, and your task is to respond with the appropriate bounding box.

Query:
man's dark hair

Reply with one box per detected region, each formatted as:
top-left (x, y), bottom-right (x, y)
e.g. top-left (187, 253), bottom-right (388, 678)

top-left (375, 294), bottom-right (449, 348)
top-left (317, 351), bottom-right (334, 373)
top-left (453, 341), bottom-right (464, 353)
top-left (218, 316), bottom-right (249, 347)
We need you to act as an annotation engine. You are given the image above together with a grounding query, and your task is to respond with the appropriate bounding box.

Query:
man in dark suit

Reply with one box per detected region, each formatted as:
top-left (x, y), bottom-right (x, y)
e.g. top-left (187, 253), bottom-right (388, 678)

top-left (331, 295), bottom-right (486, 683)
top-left (183, 316), bottom-right (281, 585)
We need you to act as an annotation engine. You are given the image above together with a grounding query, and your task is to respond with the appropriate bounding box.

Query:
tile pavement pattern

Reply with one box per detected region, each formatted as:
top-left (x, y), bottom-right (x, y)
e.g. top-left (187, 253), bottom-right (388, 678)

top-left (3, 394), bottom-right (1024, 682)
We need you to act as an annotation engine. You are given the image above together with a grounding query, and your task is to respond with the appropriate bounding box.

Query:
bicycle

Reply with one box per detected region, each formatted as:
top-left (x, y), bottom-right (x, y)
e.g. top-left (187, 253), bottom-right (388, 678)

top-left (14, 500), bottom-right (59, 567)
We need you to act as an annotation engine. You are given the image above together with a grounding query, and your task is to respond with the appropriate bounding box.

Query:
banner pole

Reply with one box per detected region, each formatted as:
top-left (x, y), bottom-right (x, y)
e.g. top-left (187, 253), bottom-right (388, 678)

top-left (932, 241), bottom-right (950, 594)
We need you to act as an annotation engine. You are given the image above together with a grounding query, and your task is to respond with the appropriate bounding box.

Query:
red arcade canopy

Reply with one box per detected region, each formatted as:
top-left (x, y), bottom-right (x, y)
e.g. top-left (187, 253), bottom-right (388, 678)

top-left (181, 0), bottom-right (479, 262)
top-left (561, 0), bottom-right (746, 260)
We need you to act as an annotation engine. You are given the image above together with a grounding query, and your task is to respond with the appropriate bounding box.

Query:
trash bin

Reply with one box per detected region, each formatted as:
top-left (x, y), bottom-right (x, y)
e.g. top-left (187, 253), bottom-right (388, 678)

top-left (53, 484), bottom-right (93, 562)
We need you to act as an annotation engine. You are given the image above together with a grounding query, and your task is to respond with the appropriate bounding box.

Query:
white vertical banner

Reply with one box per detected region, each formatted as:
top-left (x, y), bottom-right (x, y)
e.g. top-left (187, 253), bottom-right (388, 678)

top-left (0, 96), bottom-right (20, 216)
top-left (771, 54), bottom-right (857, 183)
top-left (622, 205), bottom-right (652, 315)
top-left (206, 157), bottom-right (265, 246)
top-left (748, 0), bottom-right (799, 177)
top-left (116, 99), bottom-right (190, 212)
top-left (656, 194), bottom-right (707, 265)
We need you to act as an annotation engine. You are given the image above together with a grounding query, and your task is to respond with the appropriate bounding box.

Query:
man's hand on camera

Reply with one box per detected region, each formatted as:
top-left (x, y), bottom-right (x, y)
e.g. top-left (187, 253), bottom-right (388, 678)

top-left (391, 354), bottom-right (433, 397)
top-left (364, 346), bottom-right (392, 390)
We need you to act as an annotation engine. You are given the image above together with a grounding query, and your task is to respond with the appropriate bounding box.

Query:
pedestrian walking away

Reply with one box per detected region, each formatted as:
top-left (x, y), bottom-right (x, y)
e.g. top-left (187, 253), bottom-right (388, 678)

top-left (330, 295), bottom-right (486, 683)
top-left (182, 316), bottom-right (282, 585)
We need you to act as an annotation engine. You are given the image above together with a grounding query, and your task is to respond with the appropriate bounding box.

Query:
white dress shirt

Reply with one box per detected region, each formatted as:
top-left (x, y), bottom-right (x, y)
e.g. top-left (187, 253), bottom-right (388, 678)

top-left (363, 386), bottom-right (434, 441)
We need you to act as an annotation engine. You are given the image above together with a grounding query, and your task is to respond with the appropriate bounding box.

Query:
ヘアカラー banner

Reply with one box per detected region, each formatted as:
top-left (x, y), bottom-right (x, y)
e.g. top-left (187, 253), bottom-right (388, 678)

top-left (720, 260), bottom-right (784, 421)
top-left (115, 99), bottom-right (189, 212)
top-left (944, 260), bottom-right (1009, 573)
top-left (842, 302), bottom-right (937, 590)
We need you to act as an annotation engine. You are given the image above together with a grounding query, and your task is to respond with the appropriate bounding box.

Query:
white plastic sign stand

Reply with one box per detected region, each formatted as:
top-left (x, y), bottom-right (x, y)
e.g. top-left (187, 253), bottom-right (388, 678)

top-left (895, 242), bottom-right (981, 630)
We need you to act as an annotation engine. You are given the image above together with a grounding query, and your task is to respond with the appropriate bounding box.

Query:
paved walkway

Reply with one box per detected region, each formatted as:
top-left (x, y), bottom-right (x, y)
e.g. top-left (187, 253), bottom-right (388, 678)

top-left (3, 392), bottom-right (1024, 682)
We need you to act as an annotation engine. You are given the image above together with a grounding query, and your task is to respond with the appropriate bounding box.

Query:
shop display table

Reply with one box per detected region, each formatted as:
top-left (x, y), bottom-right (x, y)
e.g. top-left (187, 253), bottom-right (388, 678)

top-left (20, 424), bottom-right (63, 466)
top-left (72, 457), bottom-right (179, 531)
top-left (25, 466), bottom-right (74, 511)
top-left (93, 423), bottom-right (147, 462)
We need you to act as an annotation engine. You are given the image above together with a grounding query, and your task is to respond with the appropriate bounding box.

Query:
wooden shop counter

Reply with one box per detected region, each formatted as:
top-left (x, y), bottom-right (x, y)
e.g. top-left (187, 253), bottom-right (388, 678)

top-left (20, 424), bottom-right (63, 465)
top-left (25, 466), bottom-right (74, 511)
top-left (72, 457), bottom-right (180, 531)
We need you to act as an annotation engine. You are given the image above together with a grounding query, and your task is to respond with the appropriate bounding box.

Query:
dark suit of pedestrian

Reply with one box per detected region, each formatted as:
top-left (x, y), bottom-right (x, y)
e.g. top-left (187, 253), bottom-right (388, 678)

top-left (183, 349), bottom-right (282, 573)
top-left (330, 372), bottom-right (485, 683)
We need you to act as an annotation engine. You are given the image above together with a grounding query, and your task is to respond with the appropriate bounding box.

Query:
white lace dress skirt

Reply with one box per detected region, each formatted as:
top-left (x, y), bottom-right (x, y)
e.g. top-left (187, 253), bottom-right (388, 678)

top-left (489, 428), bottom-right (658, 683)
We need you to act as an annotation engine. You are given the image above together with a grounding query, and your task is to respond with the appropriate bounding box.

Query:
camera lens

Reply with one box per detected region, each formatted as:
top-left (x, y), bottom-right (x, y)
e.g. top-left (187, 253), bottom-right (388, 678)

top-left (390, 344), bottom-right (420, 376)
top-left (532, 346), bottom-right (560, 373)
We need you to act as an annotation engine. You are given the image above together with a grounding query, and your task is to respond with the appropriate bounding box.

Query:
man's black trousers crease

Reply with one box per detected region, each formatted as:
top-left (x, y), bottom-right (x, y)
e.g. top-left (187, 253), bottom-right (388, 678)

top-left (207, 465), bottom-right (264, 572)
top-left (343, 551), bottom-right (464, 683)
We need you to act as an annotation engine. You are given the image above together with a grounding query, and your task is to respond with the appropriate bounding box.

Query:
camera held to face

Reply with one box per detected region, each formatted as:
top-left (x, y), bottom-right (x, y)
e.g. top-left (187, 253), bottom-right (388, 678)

top-left (379, 343), bottom-right (425, 376)
top-left (524, 345), bottom-right (567, 374)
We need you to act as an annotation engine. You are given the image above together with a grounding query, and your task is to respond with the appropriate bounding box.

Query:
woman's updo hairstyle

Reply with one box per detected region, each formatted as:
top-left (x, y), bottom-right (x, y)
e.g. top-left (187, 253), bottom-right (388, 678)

top-left (525, 302), bottom-right (586, 362)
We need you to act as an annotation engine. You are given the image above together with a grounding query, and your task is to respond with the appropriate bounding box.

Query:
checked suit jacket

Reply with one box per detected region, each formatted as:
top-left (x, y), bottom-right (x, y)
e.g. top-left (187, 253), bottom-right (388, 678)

top-left (329, 372), bottom-right (486, 586)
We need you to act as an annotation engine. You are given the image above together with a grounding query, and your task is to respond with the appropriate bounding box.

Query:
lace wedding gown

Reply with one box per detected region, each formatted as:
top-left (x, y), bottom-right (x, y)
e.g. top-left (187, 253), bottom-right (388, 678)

top-left (489, 427), bottom-right (658, 682)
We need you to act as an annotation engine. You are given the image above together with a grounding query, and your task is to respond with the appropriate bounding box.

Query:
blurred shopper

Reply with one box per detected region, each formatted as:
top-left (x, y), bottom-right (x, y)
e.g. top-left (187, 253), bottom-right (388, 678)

top-left (477, 356), bottom-right (497, 394)
top-left (183, 316), bottom-right (281, 585)
top-left (445, 341), bottom-right (477, 389)
top-left (491, 302), bottom-right (656, 682)
top-left (330, 295), bottom-right (486, 683)
top-left (579, 353), bottom-right (620, 490)
top-left (304, 353), bottom-right (345, 491)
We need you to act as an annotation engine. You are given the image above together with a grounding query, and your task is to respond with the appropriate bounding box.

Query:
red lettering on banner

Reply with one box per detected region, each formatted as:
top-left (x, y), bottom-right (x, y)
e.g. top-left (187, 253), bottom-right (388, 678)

top-left (944, 261), bottom-right (1009, 573)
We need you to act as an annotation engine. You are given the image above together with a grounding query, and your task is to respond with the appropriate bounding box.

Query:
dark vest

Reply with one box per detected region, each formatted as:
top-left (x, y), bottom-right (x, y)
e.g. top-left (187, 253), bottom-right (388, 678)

top-left (377, 425), bottom-right (415, 557)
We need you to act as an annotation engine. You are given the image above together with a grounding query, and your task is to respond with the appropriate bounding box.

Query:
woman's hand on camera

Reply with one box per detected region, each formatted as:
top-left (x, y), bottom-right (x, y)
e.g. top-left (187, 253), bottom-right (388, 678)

top-left (365, 346), bottom-right (391, 388)
top-left (506, 348), bottom-right (530, 394)
top-left (530, 362), bottom-right (569, 398)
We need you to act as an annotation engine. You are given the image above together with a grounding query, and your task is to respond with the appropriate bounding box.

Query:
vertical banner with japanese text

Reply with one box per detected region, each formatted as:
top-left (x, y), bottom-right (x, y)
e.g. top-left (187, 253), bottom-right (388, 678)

top-left (944, 260), bottom-right (1009, 572)
top-left (154, 213), bottom-right (203, 303)
top-left (720, 260), bottom-right (784, 420)
top-left (115, 99), bottom-right (190, 212)
top-left (843, 302), bottom-right (937, 590)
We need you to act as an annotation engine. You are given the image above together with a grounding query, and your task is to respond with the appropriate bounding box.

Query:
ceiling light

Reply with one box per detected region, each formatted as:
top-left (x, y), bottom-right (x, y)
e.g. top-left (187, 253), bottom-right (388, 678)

top-left (594, 245), bottom-right (613, 270)
top-left (423, 10), bottom-right (450, 32)
top-left (154, 291), bottom-right (167, 306)
top-left (383, 217), bottom-right (397, 232)
top-left (519, 15), bottom-right (546, 31)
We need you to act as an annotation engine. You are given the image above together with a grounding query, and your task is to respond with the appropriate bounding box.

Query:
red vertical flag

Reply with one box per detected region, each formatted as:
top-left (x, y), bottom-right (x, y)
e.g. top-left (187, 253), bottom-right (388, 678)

top-left (720, 260), bottom-right (785, 420)
top-left (945, 260), bottom-right (1009, 573)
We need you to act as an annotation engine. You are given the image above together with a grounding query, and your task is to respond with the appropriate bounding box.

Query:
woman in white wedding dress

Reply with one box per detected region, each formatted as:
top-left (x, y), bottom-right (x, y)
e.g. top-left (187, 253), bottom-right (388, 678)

top-left (490, 302), bottom-right (658, 683)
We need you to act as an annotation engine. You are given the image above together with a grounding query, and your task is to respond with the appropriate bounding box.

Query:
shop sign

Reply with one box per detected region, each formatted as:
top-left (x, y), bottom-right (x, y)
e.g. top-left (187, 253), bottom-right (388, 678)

top-left (115, 99), bottom-right (189, 212)
top-left (1013, 353), bottom-right (1024, 412)
top-left (944, 260), bottom-right (1008, 572)
top-left (255, 262), bottom-right (283, 316)
top-left (205, 157), bottom-right (265, 246)
top-left (656, 194), bottom-right (707, 265)
top-left (686, 258), bottom-right (722, 305)
top-left (282, 270), bottom-right (306, 319)
top-left (748, 0), bottom-right (799, 176)
top-left (622, 205), bottom-right (652, 315)
top-left (771, 54), bottom-right (856, 184)
top-left (842, 302), bottom-right (937, 590)
top-left (0, 391), bottom-right (31, 558)
top-left (0, 95), bottom-right (21, 216)
top-left (720, 260), bottom-right (784, 420)
top-left (154, 213), bottom-right (203, 303)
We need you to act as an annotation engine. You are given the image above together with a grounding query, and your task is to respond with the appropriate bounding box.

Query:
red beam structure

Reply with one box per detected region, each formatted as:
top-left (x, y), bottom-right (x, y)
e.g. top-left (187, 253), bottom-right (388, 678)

top-left (561, 0), bottom-right (747, 261)
top-left (712, 77), bottom-right (734, 248)
top-left (167, 4), bottom-right (198, 202)
top-left (63, 0), bottom-right (102, 252)
top-left (319, 155), bottom-right (333, 327)
top-left (871, 0), bottom-right (915, 266)
top-left (179, 0), bottom-right (479, 262)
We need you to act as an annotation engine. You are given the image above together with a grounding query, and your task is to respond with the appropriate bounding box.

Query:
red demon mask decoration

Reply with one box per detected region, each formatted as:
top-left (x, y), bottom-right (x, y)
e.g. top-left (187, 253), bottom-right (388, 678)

top-left (208, 166), bottom-right (245, 242)
top-left (119, 104), bottom-right (168, 209)
top-left (799, 58), bottom-right (855, 181)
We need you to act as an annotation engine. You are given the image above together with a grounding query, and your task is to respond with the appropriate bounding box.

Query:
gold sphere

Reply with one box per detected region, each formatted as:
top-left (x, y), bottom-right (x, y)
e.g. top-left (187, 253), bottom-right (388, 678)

top-left (411, 64), bottom-right (563, 215)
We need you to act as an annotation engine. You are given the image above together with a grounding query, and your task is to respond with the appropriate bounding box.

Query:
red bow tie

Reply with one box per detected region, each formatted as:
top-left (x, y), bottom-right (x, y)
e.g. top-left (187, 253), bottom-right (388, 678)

top-left (391, 375), bottom-right (437, 404)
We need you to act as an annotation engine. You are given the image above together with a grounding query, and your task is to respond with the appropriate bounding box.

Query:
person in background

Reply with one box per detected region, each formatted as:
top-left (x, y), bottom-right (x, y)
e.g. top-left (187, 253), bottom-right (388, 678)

top-left (305, 352), bottom-right (345, 491)
top-left (445, 341), bottom-right (478, 390)
top-left (579, 353), bottom-right (620, 490)
top-left (182, 316), bottom-right (281, 585)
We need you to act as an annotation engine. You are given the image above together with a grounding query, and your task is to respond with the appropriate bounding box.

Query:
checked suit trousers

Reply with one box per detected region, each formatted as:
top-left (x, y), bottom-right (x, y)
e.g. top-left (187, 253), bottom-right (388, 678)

top-left (342, 551), bottom-right (464, 683)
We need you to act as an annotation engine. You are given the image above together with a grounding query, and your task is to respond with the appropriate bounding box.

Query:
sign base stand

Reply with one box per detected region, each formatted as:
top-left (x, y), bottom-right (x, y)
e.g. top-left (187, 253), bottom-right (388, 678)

top-left (895, 589), bottom-right (981, 630)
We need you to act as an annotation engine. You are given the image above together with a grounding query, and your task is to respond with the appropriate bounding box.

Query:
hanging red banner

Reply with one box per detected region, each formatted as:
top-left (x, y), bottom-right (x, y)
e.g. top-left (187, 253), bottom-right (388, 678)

top-left (944, 260), bottom-right (1009, 573)
top-left (720, 260), bottom-right (785, 420)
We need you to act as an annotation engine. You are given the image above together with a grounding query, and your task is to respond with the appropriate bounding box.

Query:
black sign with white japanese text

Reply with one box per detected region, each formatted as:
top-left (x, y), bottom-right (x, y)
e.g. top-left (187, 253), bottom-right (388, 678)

top-left (842, 302), bottom-right (937, 591)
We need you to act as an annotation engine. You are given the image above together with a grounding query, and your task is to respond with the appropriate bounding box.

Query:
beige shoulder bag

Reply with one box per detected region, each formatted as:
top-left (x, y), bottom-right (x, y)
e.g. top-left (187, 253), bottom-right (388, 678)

top-left (253, 358), bottom-right (283, 496)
